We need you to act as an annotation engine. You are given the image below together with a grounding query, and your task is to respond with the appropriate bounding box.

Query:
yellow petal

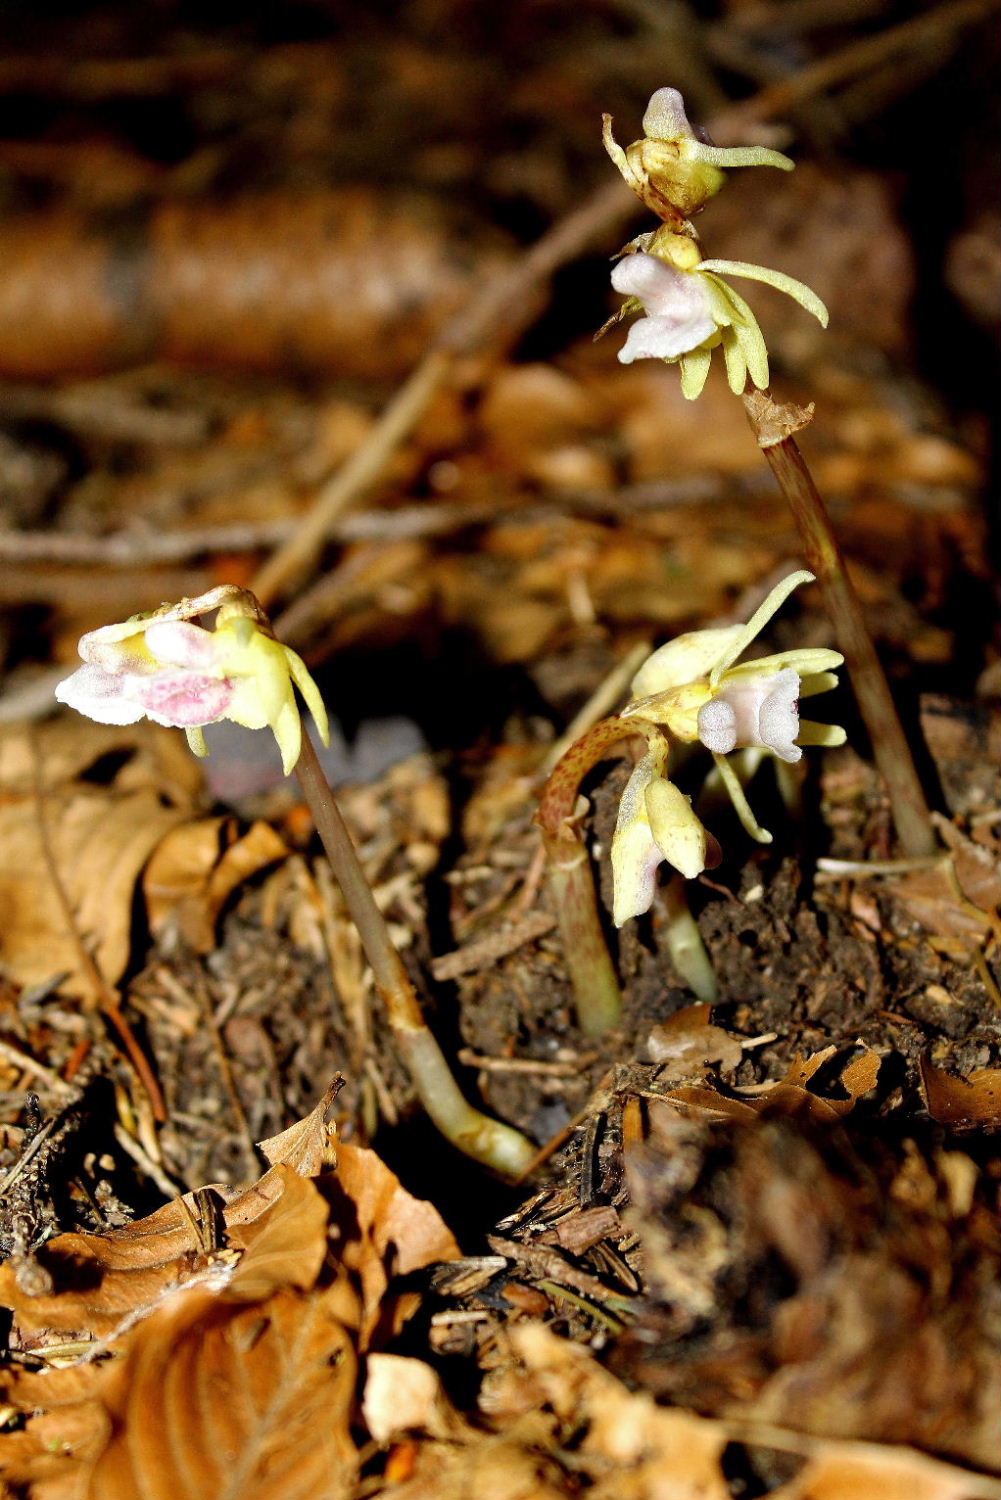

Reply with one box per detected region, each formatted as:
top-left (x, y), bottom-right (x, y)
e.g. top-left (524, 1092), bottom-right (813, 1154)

top-left (710, 751), bottom-right (773, 844)
top-left (708, 571), bottom-right (815, 688)
top-left (645, 777), bottom-right (709, 880)
top-left (185, 726), bottom-right (208, 757)
top-left (286, 647), bottom-right (330, 746)
top-left (698, 259), bottom-right (829, 327)
top-left (679, 346), bottom-right (712, 400)
top-left (272, 696), bottom-right (304, 776)
top-left (631, 625), bottom-right (744, 698)
top-left (797, 720), bottom-right (847, 747)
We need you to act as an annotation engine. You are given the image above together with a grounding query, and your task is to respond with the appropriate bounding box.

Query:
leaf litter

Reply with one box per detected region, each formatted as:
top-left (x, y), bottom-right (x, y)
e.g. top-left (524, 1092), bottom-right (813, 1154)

top-left (0, 4), bottom-right (998, 1498)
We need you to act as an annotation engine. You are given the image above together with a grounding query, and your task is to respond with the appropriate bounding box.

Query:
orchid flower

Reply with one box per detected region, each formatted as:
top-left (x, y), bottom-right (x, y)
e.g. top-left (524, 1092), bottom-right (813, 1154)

top-left (610, 572), bottom-right (845, 922)
top-left (55, 585), bottom-right (329, 776)
top-left (603, 86), bottom-right (794, 219)
top-left (609, 246), bottom-right (828, 400)
top-left (610, 730), bottom-right (716, 927)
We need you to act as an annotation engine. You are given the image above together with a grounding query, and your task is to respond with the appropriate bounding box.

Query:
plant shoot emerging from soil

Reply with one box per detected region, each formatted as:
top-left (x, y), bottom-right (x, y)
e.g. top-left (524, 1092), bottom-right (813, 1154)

top-left (56, 587), bottom-right (535, 1179)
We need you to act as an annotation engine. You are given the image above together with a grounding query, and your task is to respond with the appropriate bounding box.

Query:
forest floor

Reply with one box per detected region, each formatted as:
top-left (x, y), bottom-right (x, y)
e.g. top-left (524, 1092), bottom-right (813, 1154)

top-left (0, 3), bottom-right (997, 1497)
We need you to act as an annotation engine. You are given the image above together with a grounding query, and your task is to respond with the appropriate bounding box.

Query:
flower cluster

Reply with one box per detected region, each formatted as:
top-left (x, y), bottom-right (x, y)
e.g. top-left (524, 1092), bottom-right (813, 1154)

top-left (610, 571), bottom-right (845, 925)
top-left (601, 88), bottom-right (828, 399)
top-left (54, 585), bottom-right (329, 775)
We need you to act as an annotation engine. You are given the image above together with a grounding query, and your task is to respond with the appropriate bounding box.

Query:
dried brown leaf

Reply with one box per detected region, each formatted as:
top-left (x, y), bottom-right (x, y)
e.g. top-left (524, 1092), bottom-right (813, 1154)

top-left (507, 1323), bottom-right (732, 1500)
top-left (363, 1353), bottom-right (471, 1443)
top-left (258, 1077), bottom-right (341, 1177)
top-left (326, 1141), bottom-right (460, 1349)
top-left (920, 1056), bottom-right (1001, 1128)
top-left (0, 1165), bottom-right (329, 1351)
top-left (767, 1441), bottom-right (1001, 1500)
top-left (144, 816), bottom-right (288, 952)
top-left (645, 1003), bottom-right (743, 1076)
top-left (0, 790), bottom-right (189, 997)
top-left (82, 1282), bottom-right (358, 1500)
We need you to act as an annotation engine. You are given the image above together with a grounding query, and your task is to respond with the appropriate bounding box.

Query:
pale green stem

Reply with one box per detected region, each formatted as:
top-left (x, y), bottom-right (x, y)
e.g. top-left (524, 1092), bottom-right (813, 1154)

top-left (295, 730), bottom-right (535, 1178)
top-left (657, 872), bottom-right (718, 1003)
top-left (543, 834), bottom-right (624, 1038)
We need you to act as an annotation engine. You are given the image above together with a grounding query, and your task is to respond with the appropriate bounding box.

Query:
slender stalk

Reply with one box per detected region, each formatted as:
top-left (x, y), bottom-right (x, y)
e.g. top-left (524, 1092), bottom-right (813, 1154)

top-left (744, 391), bottom-right (936, 859)
top-left (543, 837), bottom-right (623, 1038)
top-left (294, 731), bottom-right (535, 1178)
top-left (657, 873), bottom-right (718, 1003)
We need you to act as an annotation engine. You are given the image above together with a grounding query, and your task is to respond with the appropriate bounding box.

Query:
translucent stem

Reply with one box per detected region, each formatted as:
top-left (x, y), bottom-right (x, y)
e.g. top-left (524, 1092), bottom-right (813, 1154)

top-left (294, 731), bottom-right (535, 1178)
top-left (658, 872), bottom-right (718, 1003)
top-left (543, 835), bottom-right (623, 1038)
top-left (743, 393), bottom-right (936, 859)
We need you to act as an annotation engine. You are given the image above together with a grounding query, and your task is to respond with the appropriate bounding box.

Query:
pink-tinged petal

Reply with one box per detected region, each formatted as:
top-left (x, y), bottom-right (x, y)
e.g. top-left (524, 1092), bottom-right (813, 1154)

top-left (55, 664), bottom-right (147, 725)
top-left (612, 253), bottom-right (714, 322)
top-left (642, 87), bottom-right (693, 142)
top-left (697, 667), bottom-right (803, 763)
top-left (612, 257), bottom-right (716, 364)
top-left (133, 671), bottom-right (234, 727)
top-left (144, 619), bottom-right (221, 671)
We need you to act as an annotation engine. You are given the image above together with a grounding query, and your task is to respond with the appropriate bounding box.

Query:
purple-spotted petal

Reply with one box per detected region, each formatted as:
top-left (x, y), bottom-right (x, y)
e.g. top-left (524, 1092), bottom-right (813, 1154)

top-left (132, 671), bottom-right (234, 727)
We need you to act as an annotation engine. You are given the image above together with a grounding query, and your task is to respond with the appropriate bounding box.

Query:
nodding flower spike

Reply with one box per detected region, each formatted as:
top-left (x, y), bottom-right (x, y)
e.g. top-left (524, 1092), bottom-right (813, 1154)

top-left (55, 585), bottom-right (329, 776)
top-left (604, 86), bottom-right (794, 221)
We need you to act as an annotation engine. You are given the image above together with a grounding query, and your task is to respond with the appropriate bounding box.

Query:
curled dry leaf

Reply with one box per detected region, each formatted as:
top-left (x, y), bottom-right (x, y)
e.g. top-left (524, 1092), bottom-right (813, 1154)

top-left (0, 1164), bottom-right (329, 1352)
top-left (661, 1045), bottom-right (882, 1124)
top-left (326, 1141), bottom-right (461, 1350)
top-left (258, 1076), bottom-right (342, 1177)
top-left (143, 817), bottom-right (288, 953)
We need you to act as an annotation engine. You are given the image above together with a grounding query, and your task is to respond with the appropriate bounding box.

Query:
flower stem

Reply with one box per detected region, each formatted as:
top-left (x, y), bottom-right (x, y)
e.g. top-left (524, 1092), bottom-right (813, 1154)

top-left (743, 391), bottom-right (936, 859)
top-left (294, 731), bottom-right (535, 1178)
top-left (537, 715), bottom-right (645, 1036)
top-left (657, 873), bottom-right (718, 1003)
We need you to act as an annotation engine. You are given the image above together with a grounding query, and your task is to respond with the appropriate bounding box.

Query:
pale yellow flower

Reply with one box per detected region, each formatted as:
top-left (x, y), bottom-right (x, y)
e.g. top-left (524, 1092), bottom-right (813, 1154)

top-left (623, 570), bottom-right (845, 844)
top-left (55, 586), bottom-right (329, 776)
top-left (603, 86), bottom-right (794, 219)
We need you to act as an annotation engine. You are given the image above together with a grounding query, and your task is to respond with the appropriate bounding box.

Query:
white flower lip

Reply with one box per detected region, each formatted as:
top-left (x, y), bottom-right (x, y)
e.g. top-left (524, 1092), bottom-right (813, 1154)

top-left (611, 253), bottom-right (718, 364)
top-left (54, 586), bottom-right (330, 777)
top-left (697, 667), bottom-right (803, 763)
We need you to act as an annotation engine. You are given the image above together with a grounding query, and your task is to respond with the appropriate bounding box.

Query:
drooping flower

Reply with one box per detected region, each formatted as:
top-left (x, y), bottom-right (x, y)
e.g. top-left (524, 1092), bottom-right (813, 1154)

top-left (610, 731), bottom-right (715, 927)
top-left (622, 569), bottom-right (846, 844)
top-left (55, 585), bottom-right (329, 775)
top-left (603, 86), bottom-right (794, 220)
top-left (609, 245), bottom-right (828, 399)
